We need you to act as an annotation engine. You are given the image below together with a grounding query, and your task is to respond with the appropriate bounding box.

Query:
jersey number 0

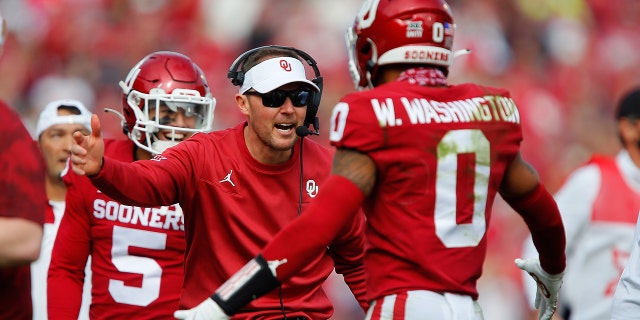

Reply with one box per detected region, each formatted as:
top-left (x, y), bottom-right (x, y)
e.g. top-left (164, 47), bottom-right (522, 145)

top-left (330, 104), bottom-right (490, 249)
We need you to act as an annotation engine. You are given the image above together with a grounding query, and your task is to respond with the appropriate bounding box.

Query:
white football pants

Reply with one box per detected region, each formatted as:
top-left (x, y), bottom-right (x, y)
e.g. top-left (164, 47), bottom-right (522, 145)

top-left (365, 290), bottom-right (484, 320)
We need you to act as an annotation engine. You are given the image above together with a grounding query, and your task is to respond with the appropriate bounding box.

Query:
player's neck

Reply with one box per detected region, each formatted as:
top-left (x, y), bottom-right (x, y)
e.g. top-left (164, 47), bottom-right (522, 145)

top-left (627, 145), bottom-right (640, 169)
top-left (46, 176), bottom-right (66, 202)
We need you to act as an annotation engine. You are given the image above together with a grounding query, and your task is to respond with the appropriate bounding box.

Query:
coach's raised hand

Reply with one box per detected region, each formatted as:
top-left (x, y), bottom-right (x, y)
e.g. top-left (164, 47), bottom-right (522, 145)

top-left (70, 114), bottom-right (105, 176)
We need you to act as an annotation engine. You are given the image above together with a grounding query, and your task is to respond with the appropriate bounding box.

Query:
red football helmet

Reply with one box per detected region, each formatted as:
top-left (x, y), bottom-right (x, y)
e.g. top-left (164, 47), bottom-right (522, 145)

top-left (119, 51), bottom-right (216, 154)
top-left (346, 0), bottom-right (455, 90)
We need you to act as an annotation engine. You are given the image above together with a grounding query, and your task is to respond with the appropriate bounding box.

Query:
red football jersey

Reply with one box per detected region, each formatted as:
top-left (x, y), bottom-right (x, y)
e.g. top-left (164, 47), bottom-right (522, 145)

top-left (89, 123), bottom-right (366, 319)
top-left (48, 139), bottom-right (186, 319)
top-left (0, 101), bottom-right (46, 319)
top-left (329, 80), bottom-right (522, 300)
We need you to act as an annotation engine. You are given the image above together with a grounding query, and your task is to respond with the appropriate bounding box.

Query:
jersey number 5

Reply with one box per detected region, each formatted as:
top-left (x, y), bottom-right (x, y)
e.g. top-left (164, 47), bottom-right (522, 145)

top-left (109, 226), bottom-right (167, 306)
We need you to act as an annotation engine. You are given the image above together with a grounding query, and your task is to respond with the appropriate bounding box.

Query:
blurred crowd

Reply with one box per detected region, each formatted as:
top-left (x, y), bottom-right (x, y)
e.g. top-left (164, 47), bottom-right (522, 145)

top-left (2, 0), bottom-right (640, 319)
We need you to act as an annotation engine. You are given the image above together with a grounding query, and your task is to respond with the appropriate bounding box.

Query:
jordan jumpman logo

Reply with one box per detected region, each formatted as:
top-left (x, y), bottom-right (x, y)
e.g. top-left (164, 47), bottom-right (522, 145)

top-left (220, 170), bottom-right (236, 187)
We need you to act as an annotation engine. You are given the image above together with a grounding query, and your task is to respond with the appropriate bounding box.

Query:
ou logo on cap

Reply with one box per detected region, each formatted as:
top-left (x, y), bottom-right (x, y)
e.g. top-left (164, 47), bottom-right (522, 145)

top-left (279, 60), bottom-right (292, 72)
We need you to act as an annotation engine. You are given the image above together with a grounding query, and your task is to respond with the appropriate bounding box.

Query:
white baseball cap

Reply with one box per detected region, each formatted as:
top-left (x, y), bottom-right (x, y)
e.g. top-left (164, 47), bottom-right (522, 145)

top-left (36, 99), bottom-right (92, 137)
top-left (239, 57), bottom-right (320, 94)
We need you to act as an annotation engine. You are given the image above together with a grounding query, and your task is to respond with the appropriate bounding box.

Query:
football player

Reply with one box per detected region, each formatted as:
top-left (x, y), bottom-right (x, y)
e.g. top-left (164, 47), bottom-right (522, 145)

top-left (47, 51), bottom-right (215, 319)
top-left (0, 12), bottom-right (47, 319)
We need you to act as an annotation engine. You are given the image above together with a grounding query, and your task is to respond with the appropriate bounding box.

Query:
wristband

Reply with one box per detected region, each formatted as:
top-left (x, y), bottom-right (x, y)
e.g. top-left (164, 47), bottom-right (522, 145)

top-left (211, 254), bottom-right (280, 315)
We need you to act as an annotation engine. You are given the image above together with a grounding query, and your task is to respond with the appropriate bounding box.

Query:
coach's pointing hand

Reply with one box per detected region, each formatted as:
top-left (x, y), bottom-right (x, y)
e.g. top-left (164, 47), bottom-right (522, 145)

top-left (70, 114), bottom-right (105, 176)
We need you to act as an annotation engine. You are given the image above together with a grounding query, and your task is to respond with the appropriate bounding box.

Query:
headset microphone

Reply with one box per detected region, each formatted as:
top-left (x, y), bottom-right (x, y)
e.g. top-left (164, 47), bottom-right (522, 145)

top-left (295, 125), bottom-right (319, 137)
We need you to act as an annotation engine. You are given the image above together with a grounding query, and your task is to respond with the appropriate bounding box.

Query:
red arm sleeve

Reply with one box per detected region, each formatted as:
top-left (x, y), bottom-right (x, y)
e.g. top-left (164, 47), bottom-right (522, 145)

top-left (88, 145), bottom-right (193, 207)
top-left (262, 175), bottom-right (365, 282)
top-left (504, 183), bottom-right (566, 274)
top-left (328, 209), bottom-right (368, 310)
top-left (47, 178), bottom-right (91, 319)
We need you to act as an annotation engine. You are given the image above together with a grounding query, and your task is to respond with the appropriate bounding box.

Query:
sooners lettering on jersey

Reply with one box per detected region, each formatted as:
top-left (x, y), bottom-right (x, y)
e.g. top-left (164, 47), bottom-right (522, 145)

top-left (92, 200), bottom-right (184, 231)
top-left (329, 80), bottom-right (522, 300)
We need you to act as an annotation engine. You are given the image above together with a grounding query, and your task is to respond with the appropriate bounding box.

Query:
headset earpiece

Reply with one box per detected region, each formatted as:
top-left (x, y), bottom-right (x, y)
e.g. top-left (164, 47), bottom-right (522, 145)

top-left (228, 70), bottom-right (244, 87)
top-left (304, 75), bottom-right (323, 131)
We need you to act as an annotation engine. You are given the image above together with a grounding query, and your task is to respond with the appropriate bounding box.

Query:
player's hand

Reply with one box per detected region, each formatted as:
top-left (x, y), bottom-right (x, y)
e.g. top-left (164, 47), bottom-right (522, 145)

top-left (70, 114), bottom-right (105, 176)
top-left (173, 298), bottom-right (229, 320)
top-left (515, 257), bottom-right (564, 320)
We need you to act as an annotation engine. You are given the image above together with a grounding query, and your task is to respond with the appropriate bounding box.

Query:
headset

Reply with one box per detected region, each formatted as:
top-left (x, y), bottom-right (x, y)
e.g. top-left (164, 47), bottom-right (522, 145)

top-left (227, 45), bottom-right (323, 136)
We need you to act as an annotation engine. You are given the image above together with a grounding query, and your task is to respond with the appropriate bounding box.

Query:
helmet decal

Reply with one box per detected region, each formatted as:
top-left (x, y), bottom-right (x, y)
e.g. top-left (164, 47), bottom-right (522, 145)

top-left (356, 0), bottom-right (380, 30)
top-left (406, 21), bottom-right (424, 39)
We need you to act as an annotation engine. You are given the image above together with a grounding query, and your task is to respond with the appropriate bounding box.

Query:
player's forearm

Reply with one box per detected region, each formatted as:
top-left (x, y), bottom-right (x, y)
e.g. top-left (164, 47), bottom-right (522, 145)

top-left (48, 210), bottom-right (92, 317)
top-left (505, 182), bottom-right (566, 274)
top-left (48, 294), bottom-right (83, 320)
top-left (47, 292), bottom-right (83, 320)
top-left (0, 217), bottom-right (42, 266)
top-left (48, 267), bottom-right (86, 319)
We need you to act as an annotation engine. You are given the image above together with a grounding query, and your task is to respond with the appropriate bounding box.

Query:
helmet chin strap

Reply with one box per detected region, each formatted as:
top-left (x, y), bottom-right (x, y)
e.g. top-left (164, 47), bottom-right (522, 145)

top-left (365, 38), bottom-right (378, 90)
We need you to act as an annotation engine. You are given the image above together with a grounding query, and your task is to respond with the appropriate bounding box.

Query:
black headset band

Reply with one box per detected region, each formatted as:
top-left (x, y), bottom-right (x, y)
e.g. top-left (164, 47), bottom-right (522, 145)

top-left (228, 45), bottom-right (320, 84)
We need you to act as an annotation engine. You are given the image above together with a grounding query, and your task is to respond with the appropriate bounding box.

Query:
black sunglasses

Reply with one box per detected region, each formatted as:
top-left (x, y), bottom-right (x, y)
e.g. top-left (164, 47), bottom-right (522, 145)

top-left (244, 89), bottom-right (312, 108)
